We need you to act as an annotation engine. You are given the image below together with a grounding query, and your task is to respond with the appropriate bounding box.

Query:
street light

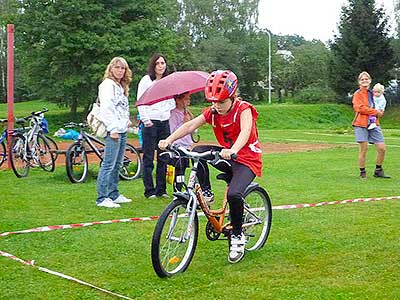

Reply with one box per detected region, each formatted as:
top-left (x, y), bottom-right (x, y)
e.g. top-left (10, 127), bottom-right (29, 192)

top-left (266, 29), bottom-right (272, 104)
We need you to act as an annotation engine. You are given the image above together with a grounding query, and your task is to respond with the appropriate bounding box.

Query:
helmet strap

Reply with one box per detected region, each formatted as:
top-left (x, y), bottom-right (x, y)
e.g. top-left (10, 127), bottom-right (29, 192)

top-left (226, 97), bottom-right (235, 114)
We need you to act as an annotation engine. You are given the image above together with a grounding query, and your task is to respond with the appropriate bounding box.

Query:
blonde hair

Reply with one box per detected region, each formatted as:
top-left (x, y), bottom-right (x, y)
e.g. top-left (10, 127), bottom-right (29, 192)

top-left (373, 83), bottom-right (385, 93)
top-left (103, 57), bottom-right (132, 96)
top-left (358, 71), bottom-right (371, 81)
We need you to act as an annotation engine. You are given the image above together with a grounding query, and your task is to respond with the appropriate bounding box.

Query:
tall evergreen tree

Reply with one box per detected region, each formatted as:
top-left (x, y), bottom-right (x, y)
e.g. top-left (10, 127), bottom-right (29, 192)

top-left (329, 0), bottom-right (395, 99)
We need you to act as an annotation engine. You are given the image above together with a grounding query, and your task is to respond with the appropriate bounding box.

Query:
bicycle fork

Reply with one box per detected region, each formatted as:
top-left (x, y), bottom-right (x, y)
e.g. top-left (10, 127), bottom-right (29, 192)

top-left (166, 190), bottom-right (198, 243)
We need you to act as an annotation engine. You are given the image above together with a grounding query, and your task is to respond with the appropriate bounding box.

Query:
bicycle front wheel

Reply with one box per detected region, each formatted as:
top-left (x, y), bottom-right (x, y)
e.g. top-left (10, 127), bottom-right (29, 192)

top-left (0, 140), bottom-right (6, 167)
top-left (242, 185), bottom-right (272, 251)
top-left (119, 143), bottom-right (142, 180)
top-left (66, 142), bottom-right (88, 183)
top-left (10, 134), bottom-right (30, 178)
top-left (37, 135), bottom-right (55, 172)
top-left (151, 198), bottom-right (198, 278)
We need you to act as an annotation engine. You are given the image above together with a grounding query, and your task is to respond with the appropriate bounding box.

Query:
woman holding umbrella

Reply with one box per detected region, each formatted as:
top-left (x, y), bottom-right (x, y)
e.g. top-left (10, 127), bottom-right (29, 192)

top-left (137, 53), bottom-right (175, 199)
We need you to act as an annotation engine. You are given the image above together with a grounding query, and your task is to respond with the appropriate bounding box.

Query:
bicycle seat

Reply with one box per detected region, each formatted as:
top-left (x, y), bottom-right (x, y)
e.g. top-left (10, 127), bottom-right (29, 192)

top-left (216, 173), bottom-right (232, 184)
top-left (15, 118), bottom-right (27, 124)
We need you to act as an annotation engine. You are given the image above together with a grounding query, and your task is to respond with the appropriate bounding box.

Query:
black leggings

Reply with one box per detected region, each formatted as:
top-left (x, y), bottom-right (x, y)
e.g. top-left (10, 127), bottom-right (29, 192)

top-left (192, 145), bottom-right (256, 235)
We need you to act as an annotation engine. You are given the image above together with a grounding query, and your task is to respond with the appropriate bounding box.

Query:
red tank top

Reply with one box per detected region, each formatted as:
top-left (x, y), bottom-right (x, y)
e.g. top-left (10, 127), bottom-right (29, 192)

top-left (202, 100), bottom-right (262, 177)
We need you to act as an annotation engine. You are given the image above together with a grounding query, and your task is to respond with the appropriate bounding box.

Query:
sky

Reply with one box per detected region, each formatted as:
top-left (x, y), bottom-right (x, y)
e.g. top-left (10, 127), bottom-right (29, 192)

top-left (258, 0), bottom-right (396, 43)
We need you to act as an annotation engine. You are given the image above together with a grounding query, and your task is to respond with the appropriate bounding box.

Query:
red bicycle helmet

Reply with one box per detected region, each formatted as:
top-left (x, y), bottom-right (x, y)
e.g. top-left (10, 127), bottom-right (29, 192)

top-left (205, 70), bottom-right (238, 102)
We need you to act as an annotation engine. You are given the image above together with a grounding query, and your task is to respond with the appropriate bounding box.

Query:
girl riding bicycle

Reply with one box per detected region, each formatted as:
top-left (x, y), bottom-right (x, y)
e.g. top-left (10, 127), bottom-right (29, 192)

top-left (159, 70), bottom-right (262, 263)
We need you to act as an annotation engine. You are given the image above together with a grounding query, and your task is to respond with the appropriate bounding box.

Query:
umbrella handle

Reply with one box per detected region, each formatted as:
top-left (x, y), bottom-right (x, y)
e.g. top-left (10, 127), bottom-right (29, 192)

top-left (191, 132), bottom-right (200, 143)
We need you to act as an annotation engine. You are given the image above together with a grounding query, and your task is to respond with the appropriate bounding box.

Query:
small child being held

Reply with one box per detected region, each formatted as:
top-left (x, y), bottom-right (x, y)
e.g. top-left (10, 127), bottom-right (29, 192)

top-left (368, 83), bottom-right (386, 130)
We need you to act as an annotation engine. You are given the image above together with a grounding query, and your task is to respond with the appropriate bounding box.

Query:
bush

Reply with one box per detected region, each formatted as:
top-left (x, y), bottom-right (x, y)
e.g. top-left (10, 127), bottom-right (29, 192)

top-left (296, 83), bottom-right (337, 103)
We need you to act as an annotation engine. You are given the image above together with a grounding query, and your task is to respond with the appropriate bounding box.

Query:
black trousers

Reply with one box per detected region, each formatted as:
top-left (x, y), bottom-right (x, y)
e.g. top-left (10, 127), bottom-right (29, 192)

top-left (192, 145), bottom-right (256, 235)
top-left (142, 120), bottom-right (170, 197)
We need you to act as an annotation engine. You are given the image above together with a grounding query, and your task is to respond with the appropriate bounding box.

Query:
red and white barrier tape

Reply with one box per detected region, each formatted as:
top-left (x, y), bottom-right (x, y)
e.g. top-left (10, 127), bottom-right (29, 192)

top-left (0, 250), bottom-right (134, 300)
top-left (1, 195), bottom-right (398, 299)
top-left (1, 196), bottom-right (399, 238)
top-left (0, 216), bottom-right (159, 237)
top-left (272, 195), bottom-right (400, 210)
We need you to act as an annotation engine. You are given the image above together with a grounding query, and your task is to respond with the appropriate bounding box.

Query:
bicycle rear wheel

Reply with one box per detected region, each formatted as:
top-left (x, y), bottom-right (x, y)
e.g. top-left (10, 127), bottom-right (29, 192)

top-left (0, 141), bottom-right (6, 167)
top-left (43, 135), bottom-right (59, 162)
top-left (10, 134), bottom-right (30, 178)
top-left (66, 142), bottom-right (88, 183)
top-left (119, 143), bottom-right (142, 180)
top-left (151, 198), bottom-right (198, 277)
top-left (36, 135), bottom-right (55, 172)
top-left (242, 185), bottom-right (272, 251)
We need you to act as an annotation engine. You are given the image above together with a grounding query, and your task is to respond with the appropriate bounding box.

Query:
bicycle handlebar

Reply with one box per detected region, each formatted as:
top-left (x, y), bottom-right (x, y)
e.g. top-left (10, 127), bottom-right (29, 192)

top-left (64, 122), bottom-right (88, 128)
top-left (165, 144), bottom-right (238, 161)
top-left (16, 108), bottom-right (49, 124)
top-left (30, 107), bottom-right (48, 117)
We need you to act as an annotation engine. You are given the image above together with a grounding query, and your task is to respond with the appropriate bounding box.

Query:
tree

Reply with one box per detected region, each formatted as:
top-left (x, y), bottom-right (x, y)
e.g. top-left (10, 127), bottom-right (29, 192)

top-left (177, 0), bottom-right (263, 101)
top-left (329, 0), bottom-right (395, 100)
top-left (0, 0), bottom-right (19, 103)
top-left (15, 0), bottom-right (184, 114)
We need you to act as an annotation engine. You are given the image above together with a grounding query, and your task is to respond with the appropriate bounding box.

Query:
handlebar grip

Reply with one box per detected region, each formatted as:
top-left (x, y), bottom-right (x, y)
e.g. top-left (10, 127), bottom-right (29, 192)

top-left (231, 153), bottom-right (238, 160)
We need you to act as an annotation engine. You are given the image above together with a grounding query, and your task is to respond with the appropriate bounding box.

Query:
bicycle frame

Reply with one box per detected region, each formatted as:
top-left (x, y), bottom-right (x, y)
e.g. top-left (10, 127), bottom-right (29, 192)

top-left (168, 146), bottom-right (234, 240)
top-left (77, 131), bottom-right (105, 160)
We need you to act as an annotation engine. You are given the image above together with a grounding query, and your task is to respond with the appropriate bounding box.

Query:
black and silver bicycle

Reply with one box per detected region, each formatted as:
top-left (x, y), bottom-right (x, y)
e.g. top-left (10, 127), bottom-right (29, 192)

top-left (9, 108), bottom-right (56, 177)
top-left (64, 122), bottom-right (142, 183)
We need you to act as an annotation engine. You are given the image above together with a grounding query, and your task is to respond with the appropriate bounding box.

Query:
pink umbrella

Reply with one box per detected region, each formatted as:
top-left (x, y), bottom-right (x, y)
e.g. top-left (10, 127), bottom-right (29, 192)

top-left (136, 71), bottom-right (209, 106)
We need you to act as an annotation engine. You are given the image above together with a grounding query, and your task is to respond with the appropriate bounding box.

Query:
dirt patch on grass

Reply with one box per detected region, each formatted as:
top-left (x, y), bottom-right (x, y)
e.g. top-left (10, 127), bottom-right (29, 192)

top-left (259, 142), bottom-right (345, 154)
top-left (1, 139), bottom-right (347, 169)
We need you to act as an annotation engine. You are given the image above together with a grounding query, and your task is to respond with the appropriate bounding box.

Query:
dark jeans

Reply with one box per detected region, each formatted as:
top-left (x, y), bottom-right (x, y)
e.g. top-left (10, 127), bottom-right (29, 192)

top-left (142, 120), bottom-right (170, 197)
top-left (192, 145), bottom-right (256, 235)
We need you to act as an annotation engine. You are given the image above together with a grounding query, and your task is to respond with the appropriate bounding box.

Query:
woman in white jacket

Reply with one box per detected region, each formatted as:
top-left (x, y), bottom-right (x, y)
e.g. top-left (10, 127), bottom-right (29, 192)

top-left (137, 53), bottom-right (175, 198)
top-left (96, 57), bottom-right (133, 208)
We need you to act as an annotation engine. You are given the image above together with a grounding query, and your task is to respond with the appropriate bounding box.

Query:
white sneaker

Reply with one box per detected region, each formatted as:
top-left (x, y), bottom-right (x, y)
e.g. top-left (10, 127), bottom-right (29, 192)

top-left (228, 233), bottom-right (246, 263)
top-left (97, 198), bottom-right (120, 208)
top-left (368, 123), bottom-right (377, 130)
top-left (114, 194), bottom-right (132, 204)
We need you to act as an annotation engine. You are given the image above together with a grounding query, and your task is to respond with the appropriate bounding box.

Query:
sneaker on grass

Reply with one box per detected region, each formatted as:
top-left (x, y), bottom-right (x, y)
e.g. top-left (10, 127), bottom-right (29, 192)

top-left (114, 194), bottom-right (132, 203)
top-left (374, 168), bottom-right (391, 178)
top-left (228, 232), bottom-right (246, 264)
top-left (97, 198), bottom-right (120, 208)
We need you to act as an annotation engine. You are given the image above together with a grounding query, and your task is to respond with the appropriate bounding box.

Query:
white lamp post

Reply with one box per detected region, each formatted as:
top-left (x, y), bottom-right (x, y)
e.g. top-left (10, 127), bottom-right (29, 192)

top-left (266, 29), bottom-right (272, 104)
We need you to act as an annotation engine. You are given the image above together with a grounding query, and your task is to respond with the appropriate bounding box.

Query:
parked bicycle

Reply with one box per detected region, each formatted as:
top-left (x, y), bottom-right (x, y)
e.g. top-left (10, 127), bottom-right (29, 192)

top-left (9, 108), bottom-right (56, 177)
top-left (64, 122), bottom-right (142, 183)
top-left (151, 145), bottom-right (272, 277)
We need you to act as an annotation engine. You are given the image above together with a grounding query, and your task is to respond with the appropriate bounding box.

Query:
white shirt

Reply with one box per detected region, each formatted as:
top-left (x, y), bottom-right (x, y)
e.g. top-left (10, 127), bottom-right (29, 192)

top-left (98, 78), bottom-right (130, 134)
top-left (373, 94), bottom-right (387, 111)
top-left (136, 75), bottom-right (175, 123)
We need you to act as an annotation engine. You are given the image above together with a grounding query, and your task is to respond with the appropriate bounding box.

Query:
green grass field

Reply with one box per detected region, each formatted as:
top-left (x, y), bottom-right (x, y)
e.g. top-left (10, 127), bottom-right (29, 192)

top-left (1, 101), bottom-right (399, 299)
